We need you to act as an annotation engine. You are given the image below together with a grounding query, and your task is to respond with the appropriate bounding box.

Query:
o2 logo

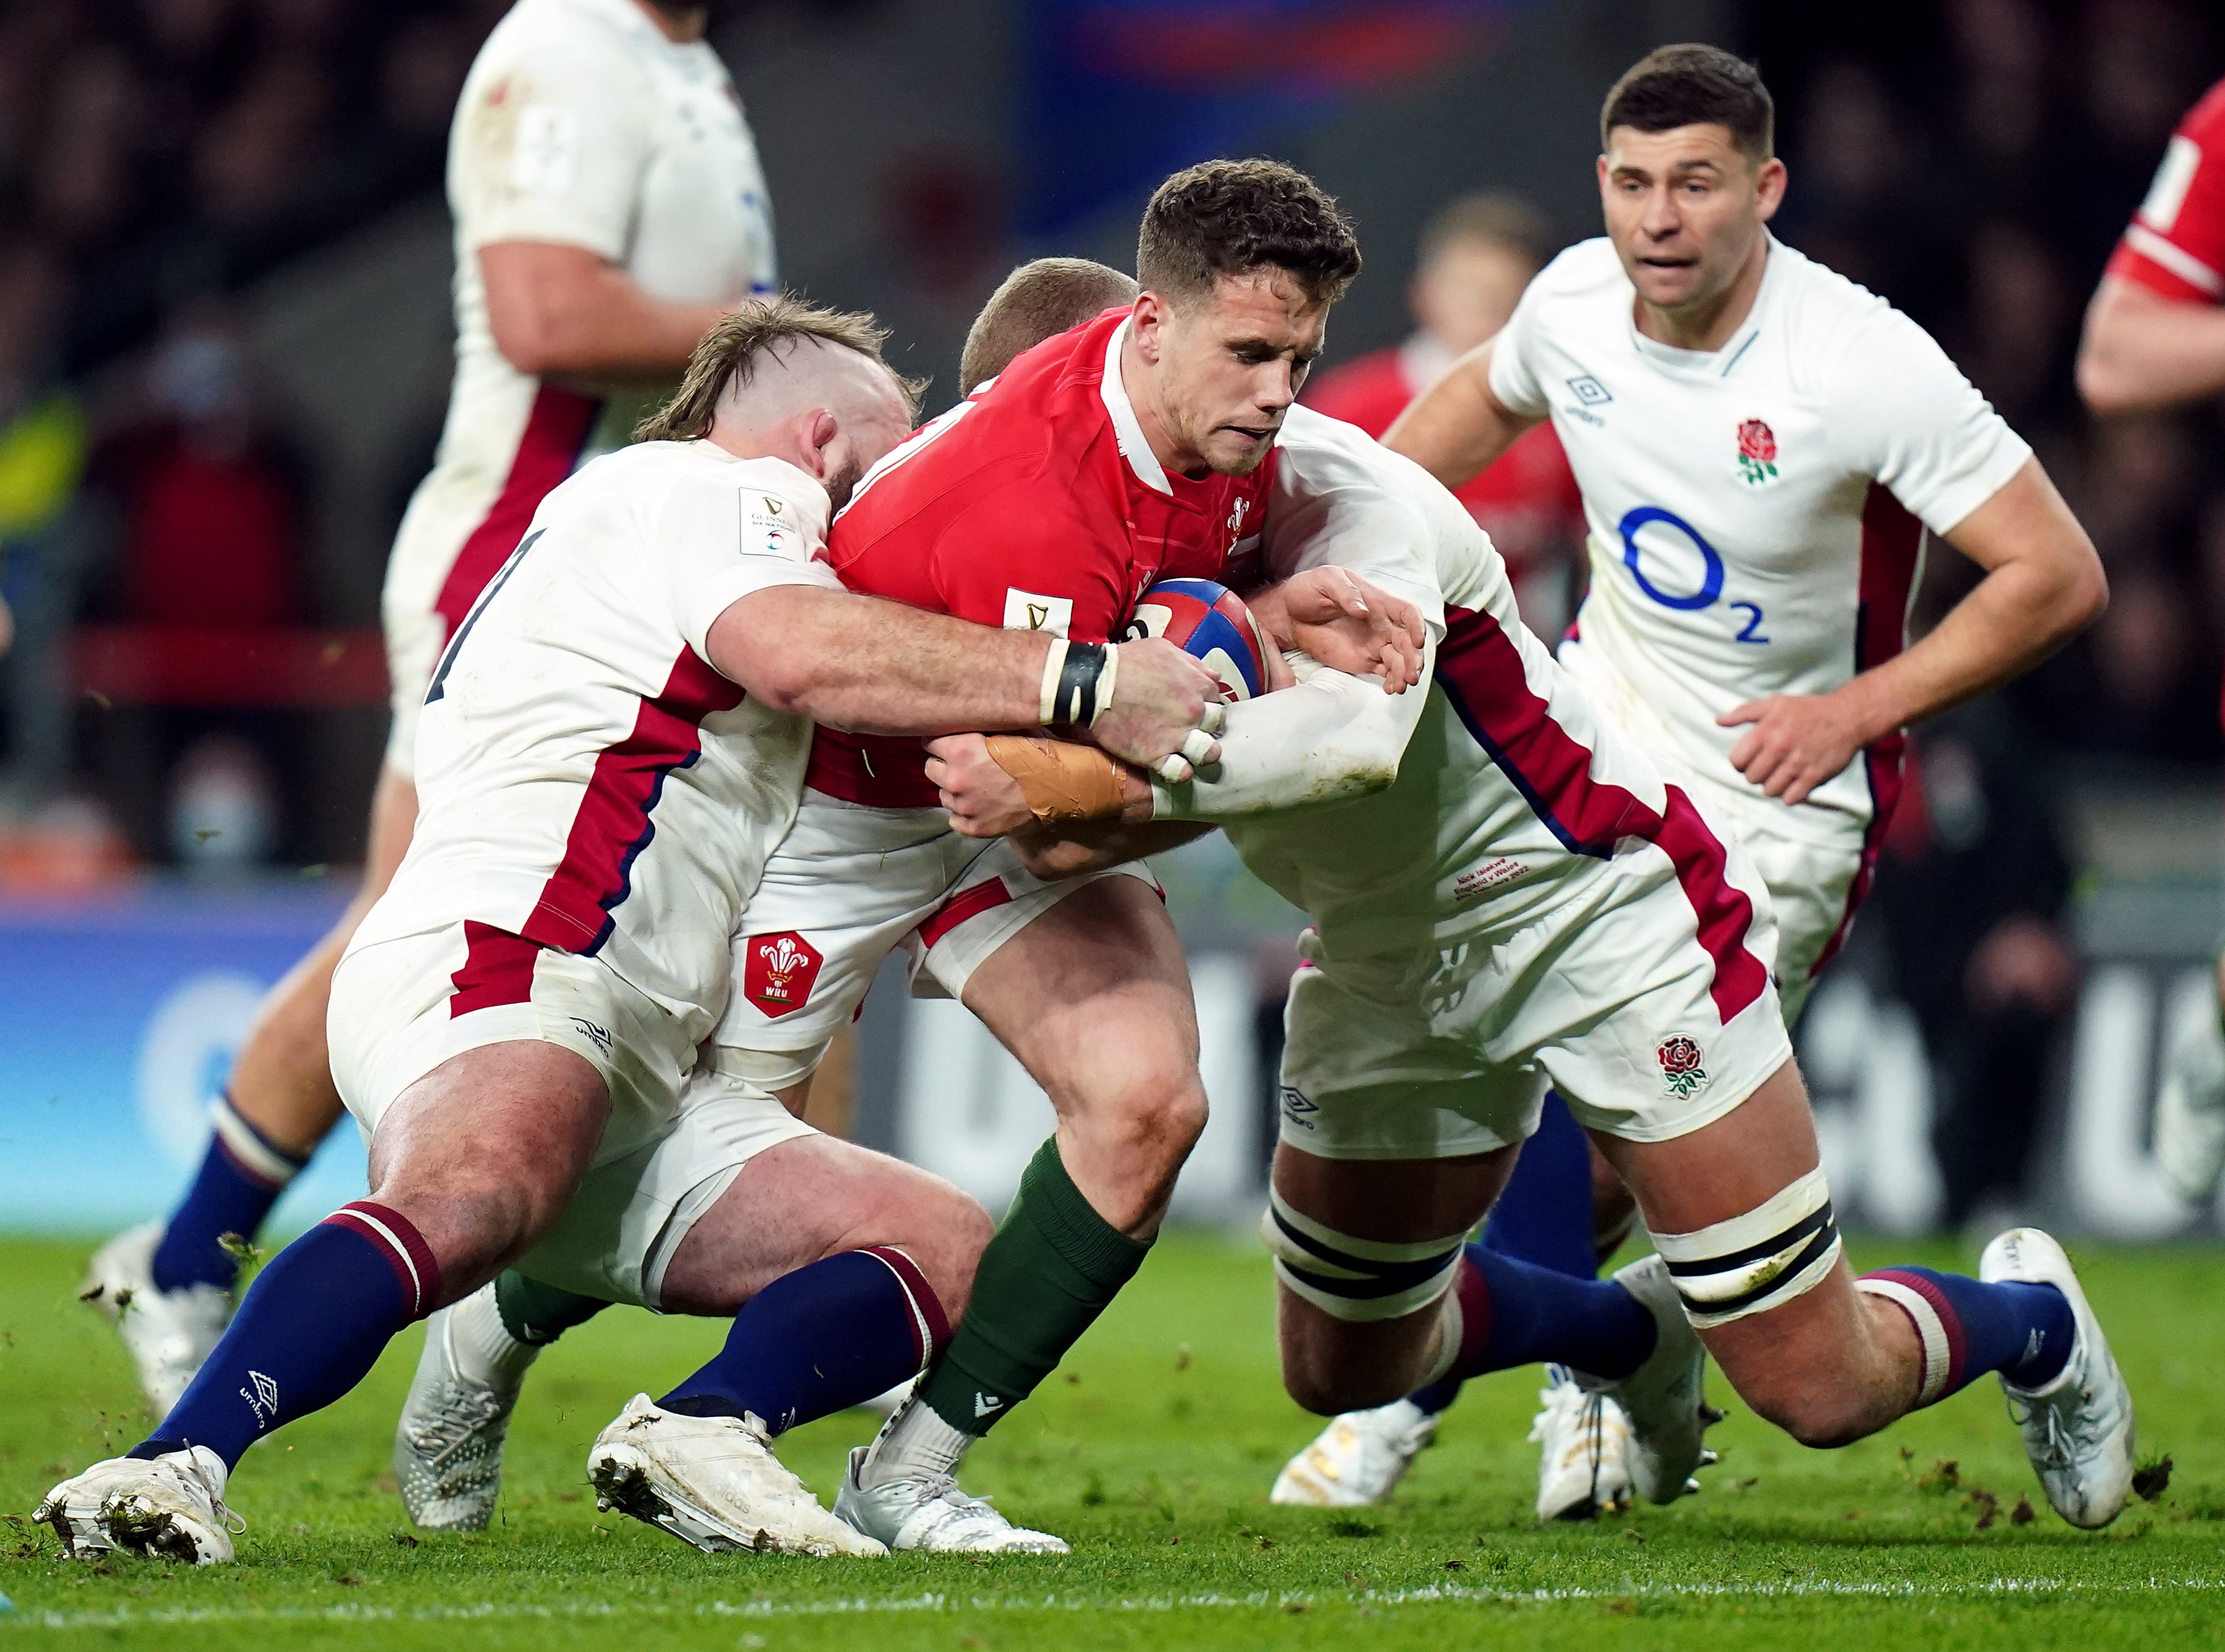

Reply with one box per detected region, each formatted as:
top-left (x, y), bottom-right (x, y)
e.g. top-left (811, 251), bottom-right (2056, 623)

top-left (1617, 506), bottom-right (1768, 643)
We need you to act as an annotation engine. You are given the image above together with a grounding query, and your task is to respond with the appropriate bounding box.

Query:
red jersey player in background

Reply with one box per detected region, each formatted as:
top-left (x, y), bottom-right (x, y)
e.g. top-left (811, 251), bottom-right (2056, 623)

top-left (1302, 193), bottom-right (1586, 636)
top-left (2078, 73), bottom-right (2225, 1208)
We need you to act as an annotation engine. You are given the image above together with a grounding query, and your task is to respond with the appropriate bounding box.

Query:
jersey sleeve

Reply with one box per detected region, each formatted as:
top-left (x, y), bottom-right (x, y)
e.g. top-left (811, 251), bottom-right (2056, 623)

top-left (454, 37), bottom-right (652, 262)
top-left (1830, 307), bottom-right (2032, 538)
top-left (2105, 79), bottom-right (2225, 305)
top-left (658, 465), bottom-right (841, 662)
top-left (1260, 446), bottom-right (1450, 637)
top-left (1484, 272), bottom-right (1553, 420)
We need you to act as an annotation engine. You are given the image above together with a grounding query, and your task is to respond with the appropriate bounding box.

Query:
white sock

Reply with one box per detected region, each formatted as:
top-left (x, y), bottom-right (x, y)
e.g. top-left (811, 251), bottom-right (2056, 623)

top-left (445, 1283), bottom-right (540, 1390)
top-left (860, 1395), bottom-right (973, 1489)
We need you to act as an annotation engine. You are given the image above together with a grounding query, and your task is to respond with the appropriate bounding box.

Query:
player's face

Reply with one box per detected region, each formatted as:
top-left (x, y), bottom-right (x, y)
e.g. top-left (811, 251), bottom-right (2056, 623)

top-left (1136, 269), bottom-right (1329, 477)
top-left (1412, 238), bottom-right (1536, 355)
top-left (1597, 124), bottom-right (1785, 317)
top-left (820, 379), bottom-right (916, 509)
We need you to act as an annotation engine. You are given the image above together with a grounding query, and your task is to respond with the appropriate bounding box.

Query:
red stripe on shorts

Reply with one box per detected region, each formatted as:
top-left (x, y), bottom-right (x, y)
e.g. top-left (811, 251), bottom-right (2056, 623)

top-left (433, 384), bottom-right (601, 641)
top-left (1810, 486), bottom-right (1919, 979)
top-left (1433, 603), bottom-right (1769, 1024)
top-left (449, 920), bottom-right (543, 1016)
top-left (520, 648), bottom-right (744, 955)
top-left (916, 875), bottom-right (1014, 952)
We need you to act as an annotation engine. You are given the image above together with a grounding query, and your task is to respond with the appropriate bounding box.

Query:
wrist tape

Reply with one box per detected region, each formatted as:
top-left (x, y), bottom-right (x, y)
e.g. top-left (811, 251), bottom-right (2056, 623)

top-left (1037, 640), bottom-right (1117, 727)
top-left (983, 734), bottom-right (1130, 823)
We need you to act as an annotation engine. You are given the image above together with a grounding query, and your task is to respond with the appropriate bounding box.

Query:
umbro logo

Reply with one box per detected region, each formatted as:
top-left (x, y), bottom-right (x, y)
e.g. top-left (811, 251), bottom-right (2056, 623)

top-left (1279, 1086), bottom-right (1317, 1129)
top-left (973, 1392), bottom-right (1004, 1418)
top-left (571, 1018), bottom-right (614, 1054)
top-left (243, 1369), bottom-right (279, 1425)
top-left (1566, 374), bottom-right (1611, 405)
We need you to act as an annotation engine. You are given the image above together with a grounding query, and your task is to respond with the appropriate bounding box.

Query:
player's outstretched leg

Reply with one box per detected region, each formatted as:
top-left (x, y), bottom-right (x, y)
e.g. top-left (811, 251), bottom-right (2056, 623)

top-left (1602, 1058), bottom-right (2135, 1528)
top-left (84, 769), bottom-right (418, 1413)
top-left (1265, 1128), bottom-right (1716, 1513)
top-left (1270, 1092), bottom-right (1634, 1514)
top-left (851, 879), bottom-right (1202, 1552)
top-left (39, 1040), bottom-right (605, 1563)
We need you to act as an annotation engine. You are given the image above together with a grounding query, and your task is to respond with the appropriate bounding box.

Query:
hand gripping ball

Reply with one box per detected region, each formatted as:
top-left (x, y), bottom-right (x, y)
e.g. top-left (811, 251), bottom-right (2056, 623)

top-left (1122, 577), bottom-right (1272, 701)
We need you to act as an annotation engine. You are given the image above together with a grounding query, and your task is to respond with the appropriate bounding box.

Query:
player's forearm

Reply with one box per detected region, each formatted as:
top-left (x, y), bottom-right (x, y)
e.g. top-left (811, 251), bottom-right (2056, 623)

top-left (2076, 277), bottom-right (2225, 414)
top-left (1380, 342), bottom-right (1533, 490)
top-left (481, 242), bottom-right (727, 379)
top-left (1841, 537), bottom-right (2104, 742)
top-left (1013, 821), bottom-right (1216, 881)
top-left (727, 586), bottom-right (1048, 735)
top-left (1151, 647), bottom-right (1433, 821)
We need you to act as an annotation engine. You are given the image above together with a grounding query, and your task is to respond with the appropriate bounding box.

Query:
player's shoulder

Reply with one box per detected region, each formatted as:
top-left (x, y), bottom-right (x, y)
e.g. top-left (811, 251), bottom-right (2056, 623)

top-left (1767, 239), bottom-right (1944, 393)
top-left (572, 441), bottom-right (825, 522)
top-left (467, 0), bottom-right (654, 91)
top-left (1275, 407), bottom-right (1459, 522)
top-left (1524, 237), bottom-right (1630, 308)
top-left (2175, 73), bottom-right (2225, 148)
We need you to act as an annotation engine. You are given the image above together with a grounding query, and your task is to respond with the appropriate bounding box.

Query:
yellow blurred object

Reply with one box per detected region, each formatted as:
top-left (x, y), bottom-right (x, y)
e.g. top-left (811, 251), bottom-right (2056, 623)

top-left (0, 393), bottom-right (86, 539)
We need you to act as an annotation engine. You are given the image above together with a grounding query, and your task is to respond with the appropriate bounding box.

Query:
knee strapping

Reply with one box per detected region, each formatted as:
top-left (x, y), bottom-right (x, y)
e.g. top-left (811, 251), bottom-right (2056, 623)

top-left (1260, 1189), bottom-right (1468, 1323)
top-left (1650, 1167), bottom-right (1841, 1328)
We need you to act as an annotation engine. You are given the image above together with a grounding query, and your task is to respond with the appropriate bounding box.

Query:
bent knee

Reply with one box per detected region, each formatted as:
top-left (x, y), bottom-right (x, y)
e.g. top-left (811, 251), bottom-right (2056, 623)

top-left (1094, 1070), bottom-right (1209, 1163)
top-left (1733, 1374), bottom-right (1874, 1450)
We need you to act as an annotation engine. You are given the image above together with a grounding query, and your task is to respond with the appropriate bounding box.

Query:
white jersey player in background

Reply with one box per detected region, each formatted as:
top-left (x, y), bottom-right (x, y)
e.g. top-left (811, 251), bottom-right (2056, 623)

top-left (86, 0), bottom-right (781, 1409)
top-left (1272, 43), bottom-right (2106, 1515)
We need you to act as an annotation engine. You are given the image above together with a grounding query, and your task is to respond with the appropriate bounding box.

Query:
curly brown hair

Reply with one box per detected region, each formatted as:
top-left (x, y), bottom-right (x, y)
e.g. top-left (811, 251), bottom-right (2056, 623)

top-left (635, 294), bottom-right (927, 444)
top-left (1135, 159), bottom-right (1361, 308)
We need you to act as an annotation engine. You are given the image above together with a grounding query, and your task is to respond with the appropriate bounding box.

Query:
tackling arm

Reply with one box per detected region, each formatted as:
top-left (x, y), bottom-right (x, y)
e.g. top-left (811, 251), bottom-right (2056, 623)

top-left (2076, 276), bottom-right (2225, 414)
top-left (1379, 336), bottom-right (1540, 490)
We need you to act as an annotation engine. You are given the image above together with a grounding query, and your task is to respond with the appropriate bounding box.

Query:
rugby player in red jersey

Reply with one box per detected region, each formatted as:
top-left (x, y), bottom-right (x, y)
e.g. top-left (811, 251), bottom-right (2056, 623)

top-left (1303, 193), bottom-right (1586, 634)
top-left (2078, 73), bottom-right (2225, 1205)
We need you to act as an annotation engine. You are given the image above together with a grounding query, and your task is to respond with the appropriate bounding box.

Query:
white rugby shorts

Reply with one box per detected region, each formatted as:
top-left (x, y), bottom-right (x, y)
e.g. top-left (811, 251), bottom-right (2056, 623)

top-left (1277, 846), bottom-right (1792, 1160)
top-left (710, 789), bottom-right (1160, 1091)
top-left (327, 917), bottom-right (813, 1308)
top-left (1701, 794), bottom-right (1865, 1027)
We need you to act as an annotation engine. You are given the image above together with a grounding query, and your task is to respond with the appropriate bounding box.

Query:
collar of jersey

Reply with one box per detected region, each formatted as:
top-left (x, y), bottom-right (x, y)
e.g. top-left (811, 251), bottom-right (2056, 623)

top-left (1099, 319), bottom-right (1173, 497)
top-left (1624, 230), bottom-right (1785, 379)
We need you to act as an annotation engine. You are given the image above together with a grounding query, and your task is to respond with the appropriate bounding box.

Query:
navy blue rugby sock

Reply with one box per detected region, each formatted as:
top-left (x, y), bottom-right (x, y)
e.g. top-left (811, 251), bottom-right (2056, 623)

top-left (151, 1094), bottom-right (310, 1294)
top-left (1857, 1267), bottom-right (2075, 1403)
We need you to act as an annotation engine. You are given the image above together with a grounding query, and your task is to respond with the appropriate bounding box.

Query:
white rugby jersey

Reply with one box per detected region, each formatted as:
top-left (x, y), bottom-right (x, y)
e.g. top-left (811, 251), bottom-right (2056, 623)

top-left (389, 0), bottom-right (778, 642)
top-left (1169, 409), bottom-right (1771, 1021)
top-left (1487, 235), bottom-right (2029, 841)
top-left (356, 443), bottom-right (839, 1035)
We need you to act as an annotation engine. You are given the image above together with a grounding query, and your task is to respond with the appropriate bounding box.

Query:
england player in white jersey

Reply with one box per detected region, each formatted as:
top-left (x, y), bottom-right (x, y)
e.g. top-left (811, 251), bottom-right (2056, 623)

top-left (1270, 43), bottom-right (2108, 1515)
top-left (934, 396), bottom-right (2135, 1534)
top-left (86, 0), bottom-right (785, 1413)
top-left (37, 306), bottom-right (1231, 1566)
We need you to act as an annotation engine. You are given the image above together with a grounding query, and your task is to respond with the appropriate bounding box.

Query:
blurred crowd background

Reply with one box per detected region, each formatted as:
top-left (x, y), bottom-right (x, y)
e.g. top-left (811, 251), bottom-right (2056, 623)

top-left (2, 0), bottom-right (2223, 1232)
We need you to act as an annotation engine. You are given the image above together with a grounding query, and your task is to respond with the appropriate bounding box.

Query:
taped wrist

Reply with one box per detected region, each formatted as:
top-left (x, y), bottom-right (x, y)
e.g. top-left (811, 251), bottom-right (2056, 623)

top-left (1650, 1167), bottom-right (1841, 1329)
top-left (982, 734), bottom-right (1130, 823)
top-left (1260, 1187), bottom-right (1469, 1323)
top-left (1037, 640), bottom-right (1117, 728)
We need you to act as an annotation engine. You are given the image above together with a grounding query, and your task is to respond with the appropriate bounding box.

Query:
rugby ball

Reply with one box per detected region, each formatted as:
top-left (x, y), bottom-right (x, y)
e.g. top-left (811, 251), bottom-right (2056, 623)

top-left (1122, 577), bottom-right (1273, 701)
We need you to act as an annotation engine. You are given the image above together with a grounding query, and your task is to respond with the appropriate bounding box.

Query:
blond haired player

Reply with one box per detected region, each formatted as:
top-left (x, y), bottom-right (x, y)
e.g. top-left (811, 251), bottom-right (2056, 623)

top-left (85, 0), bottom-right (787, 1411)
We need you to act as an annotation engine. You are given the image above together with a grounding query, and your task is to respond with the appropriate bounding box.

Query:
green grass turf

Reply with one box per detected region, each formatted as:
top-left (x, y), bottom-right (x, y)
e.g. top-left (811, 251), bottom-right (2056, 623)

top-left (1, 1232), bottom-right (2220, 1650)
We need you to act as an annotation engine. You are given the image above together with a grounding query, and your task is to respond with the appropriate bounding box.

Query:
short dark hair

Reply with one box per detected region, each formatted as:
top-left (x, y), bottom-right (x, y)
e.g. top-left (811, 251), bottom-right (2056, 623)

top-left (1600, 44), bottom-right (1774, 164)
top-left (1136, 159), bottom-right (1361, 308)
top-left (1417, 192), bottom-right (1553, 272)
top-left (635, 294), bottom-right (925, 442)
top-left (959, 259), bottom-right (1141, 395)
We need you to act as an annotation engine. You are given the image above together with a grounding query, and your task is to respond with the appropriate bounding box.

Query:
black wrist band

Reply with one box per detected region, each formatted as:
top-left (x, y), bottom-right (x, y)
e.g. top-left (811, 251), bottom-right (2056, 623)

top-left (1052, 641), bottom-right (1107, 726)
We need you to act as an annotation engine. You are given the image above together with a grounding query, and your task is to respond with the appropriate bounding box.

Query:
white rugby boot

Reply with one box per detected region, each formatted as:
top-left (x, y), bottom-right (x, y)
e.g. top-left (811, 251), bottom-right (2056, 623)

top-left (82, 1222), bottom-right (233, 1415)
top-left (1981, 1228), bottom-right (2136, 1528)
top-left (834, 1446), bottom-right (1068, 1552)
top-left (1530, 1366), bottom-right (1634, 1520)
top-left (1590, 1253), bottom-right (1714, 1505)
top-left (395, 1286), bottom-right (538, 1530)
top-left (1269, 1399), bottom-right (1438, 1507)
top-left (36, 1447), bottom-right (238, 1564)
top-left (2153, 1010), bottom-right (2225, 1204)
top-left (588, 1394), bottom-right (885, 1557)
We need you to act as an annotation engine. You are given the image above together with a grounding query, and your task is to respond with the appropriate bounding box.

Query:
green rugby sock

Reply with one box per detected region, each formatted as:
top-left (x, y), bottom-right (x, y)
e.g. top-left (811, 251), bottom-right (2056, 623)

top-left (494, 1269), bottom-right (611, 1347)
top-left (918, 1135), bottom-right (1152, 1436)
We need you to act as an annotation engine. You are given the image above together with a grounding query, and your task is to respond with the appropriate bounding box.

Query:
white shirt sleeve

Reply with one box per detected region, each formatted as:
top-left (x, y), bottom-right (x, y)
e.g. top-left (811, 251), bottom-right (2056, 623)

top-left (658, 460), bottom-right (842, 662)
top-left (1484, 274), bottom-right (1553, 420)
top-left (1151, 643), bottom-right (1436, 821)
top-left (455, 40), bottom-right (652, 261)
top-left (1832, 305), bottom-right (2033, 537)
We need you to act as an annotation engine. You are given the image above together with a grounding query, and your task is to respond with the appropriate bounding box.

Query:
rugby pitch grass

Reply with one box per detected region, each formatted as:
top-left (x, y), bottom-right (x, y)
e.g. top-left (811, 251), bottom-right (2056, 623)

top-left (1, 1231), bottom-right (2220, 1650)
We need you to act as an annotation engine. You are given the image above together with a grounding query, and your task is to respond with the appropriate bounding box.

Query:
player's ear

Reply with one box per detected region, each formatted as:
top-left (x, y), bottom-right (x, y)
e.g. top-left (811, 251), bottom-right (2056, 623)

top-left (802, 408), bottom-right (840, 475)
top-left (1754, 156), bottom-right (1787, 221)
top-left (1130, 289), bottom-right (1166, 362)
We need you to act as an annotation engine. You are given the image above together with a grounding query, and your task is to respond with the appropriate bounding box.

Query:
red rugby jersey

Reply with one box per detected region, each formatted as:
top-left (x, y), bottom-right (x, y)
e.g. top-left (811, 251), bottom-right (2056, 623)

top-left (807, 308), bottom-right (1277, 807)
top-left (2105, 74), bottom-right (2225, 306)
